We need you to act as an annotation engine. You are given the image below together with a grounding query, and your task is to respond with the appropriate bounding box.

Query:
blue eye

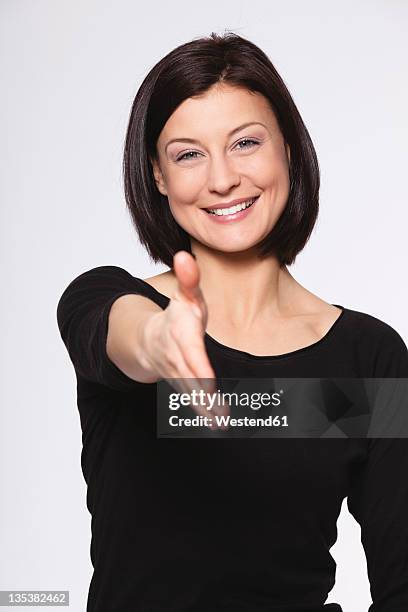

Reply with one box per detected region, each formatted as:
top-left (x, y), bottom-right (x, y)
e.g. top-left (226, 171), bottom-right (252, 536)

top-left (235, 138), bottom-right (260, 150)
top-left (176, 151), bottom-right (201, 162)
top-left (175, 138), bottom-right (260, 162)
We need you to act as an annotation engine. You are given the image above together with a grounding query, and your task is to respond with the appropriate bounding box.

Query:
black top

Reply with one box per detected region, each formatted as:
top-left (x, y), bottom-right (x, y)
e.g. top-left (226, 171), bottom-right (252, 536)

top-left (56, 265), bottom-right (408, 612)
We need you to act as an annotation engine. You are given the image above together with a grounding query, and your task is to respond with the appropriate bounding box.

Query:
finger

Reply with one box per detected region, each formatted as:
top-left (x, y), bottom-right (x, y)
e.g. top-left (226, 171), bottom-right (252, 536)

top-left (173, 251), bottom-right (205, 316)
top-left (162, 378), bottom-right (218, 431)
top-left (181, 333), bottom-right (222, 416)
top-left (167, 342), bottom-right (218, 430)
top-left (167, 316), bottom-right (230, 431)
top-left (171, 330), bottom-right (221, 424)
top-left (180, 338), bottom-right (216, 388)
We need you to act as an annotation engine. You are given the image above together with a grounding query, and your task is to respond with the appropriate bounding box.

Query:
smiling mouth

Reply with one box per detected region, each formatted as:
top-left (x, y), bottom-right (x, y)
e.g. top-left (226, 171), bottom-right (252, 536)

top-left (204, 196), bottom-right (258, 216)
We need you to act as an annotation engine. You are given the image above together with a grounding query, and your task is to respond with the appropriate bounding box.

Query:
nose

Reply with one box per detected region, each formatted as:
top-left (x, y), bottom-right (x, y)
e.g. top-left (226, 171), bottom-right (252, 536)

top-left (207, 154), bottom-right (241, 194)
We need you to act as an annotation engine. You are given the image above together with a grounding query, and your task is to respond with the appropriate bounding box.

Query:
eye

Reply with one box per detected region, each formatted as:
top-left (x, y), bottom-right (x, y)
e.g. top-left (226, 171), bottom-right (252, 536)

top-left (175, 138), bottom-right (260, 162)
top-left (176, 150), bottom-right (201, 162)
top-left (234, 138), bottom-right (260, 151)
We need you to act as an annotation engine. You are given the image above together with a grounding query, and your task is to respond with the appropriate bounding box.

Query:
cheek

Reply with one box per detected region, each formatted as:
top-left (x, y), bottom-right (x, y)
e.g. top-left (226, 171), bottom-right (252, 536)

top-left (167, 167), bottom-right (204, 199)
top-left (166, 172), bottom-right (205, 223)
top-left (167, 194), bottom-right (197, 225)
top-left (245, 148), bottom-right (289, 186)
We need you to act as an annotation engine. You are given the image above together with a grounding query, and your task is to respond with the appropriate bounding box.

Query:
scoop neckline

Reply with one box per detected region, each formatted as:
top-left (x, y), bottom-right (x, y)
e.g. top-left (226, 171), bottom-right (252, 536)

top-left (136, 276), bottom-right (347, 361)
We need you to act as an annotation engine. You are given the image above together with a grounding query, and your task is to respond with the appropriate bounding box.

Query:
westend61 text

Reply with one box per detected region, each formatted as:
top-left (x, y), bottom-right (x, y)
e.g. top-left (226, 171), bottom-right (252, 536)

top-left (169, 414), bottom-right (288, 428)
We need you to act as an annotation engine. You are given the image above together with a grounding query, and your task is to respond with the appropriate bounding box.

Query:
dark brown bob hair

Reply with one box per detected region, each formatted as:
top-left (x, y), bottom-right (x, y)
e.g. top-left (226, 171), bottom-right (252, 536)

top-left (123, 31), bottom-right (320, 269)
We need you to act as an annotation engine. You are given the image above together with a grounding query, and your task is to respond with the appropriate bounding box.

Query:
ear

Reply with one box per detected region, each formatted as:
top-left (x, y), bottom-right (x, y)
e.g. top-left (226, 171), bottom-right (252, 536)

top-left (285, 143), bottom-right (291, 165)
top-left (150, 156), bottom-right (168, 196)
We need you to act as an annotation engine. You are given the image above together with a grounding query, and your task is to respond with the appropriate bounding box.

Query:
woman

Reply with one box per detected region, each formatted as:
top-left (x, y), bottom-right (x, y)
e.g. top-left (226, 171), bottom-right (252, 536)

top-left (56, 32), bottom-right (408, 611)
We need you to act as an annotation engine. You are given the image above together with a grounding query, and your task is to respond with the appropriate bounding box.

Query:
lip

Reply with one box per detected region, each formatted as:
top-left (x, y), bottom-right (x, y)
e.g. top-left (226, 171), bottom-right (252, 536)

top-left (203, 196), bottom-right (260, 211)
top-left (202, 195), bottom-right (260, 223)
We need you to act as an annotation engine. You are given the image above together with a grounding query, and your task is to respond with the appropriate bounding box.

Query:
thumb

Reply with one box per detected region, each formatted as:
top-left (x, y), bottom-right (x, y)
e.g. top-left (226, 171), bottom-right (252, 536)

top-left (173, 251), bottom-right (204, 316)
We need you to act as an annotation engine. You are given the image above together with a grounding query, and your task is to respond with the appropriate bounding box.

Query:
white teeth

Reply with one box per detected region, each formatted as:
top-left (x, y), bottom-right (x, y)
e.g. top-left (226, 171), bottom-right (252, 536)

top-left (206, 197), bottom-right (256, 216)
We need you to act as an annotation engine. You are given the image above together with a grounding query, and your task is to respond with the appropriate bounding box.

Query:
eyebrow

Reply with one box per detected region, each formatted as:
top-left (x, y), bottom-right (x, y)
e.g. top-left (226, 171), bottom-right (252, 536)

top-left (164, 121), bottom-right (267, 152)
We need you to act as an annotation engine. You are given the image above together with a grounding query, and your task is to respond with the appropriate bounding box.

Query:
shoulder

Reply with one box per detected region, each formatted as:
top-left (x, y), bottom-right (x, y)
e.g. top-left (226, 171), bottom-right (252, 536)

top-left (345, 305), bottom-right (406, 343)
top-left (61, 265), bottom-right (136, 288)
top-left (63, 265), bottom-right (172, 289)
top-left (57, 265), bottom-right (149, 306)
top-left (343, 306), bottom-right (408, 376)
top-left (142, 270), bottom-right (175, 299)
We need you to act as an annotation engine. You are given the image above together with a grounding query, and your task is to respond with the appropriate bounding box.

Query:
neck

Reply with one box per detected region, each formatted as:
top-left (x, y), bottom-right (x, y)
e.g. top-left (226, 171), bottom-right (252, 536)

top-left (188, 239), bottom-right (306, 331)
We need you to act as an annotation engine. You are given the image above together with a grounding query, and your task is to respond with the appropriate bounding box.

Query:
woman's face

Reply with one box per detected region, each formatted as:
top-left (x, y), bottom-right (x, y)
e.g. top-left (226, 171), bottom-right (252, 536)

top-left (152, 83), bottom-right (291, 254)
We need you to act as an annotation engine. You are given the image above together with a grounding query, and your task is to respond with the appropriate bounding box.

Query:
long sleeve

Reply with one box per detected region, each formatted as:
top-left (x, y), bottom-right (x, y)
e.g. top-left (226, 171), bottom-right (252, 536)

top-left (56, 265), bottom-right (158, 392)
top-left (347, 325), bottom-right (408, 611)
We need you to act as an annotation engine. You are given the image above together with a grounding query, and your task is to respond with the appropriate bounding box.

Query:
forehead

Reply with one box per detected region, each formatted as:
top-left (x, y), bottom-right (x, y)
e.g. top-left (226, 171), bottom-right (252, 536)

top-left (158, 84), bottom-right (279, 143)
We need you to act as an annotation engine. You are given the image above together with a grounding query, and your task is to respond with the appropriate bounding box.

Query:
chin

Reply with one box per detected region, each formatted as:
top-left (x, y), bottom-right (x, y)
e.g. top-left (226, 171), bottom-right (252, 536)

top-left (202, 237), bottom-right (265, 254)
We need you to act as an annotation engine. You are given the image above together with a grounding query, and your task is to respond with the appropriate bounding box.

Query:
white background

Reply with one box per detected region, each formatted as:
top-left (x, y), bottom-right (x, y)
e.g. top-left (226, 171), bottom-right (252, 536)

top-left (1, 1), bottom-right (407, 610)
